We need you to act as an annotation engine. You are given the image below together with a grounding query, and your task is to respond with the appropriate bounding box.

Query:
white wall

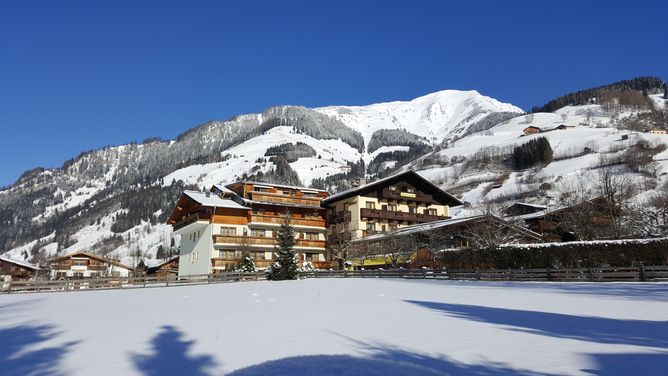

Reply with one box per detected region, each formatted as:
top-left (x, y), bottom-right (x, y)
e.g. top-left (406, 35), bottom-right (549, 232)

top-left (178, 223), bottom-right (213, 277)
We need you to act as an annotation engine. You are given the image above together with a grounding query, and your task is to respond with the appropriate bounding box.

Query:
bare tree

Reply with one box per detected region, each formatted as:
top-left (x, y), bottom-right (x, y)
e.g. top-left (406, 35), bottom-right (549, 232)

top-left (594, 167), bottom-right (637, 239)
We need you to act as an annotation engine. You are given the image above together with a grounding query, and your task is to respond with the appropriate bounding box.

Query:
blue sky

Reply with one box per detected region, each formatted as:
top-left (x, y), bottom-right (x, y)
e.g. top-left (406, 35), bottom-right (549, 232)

top-left (1, 1), bottom-right (666, 187)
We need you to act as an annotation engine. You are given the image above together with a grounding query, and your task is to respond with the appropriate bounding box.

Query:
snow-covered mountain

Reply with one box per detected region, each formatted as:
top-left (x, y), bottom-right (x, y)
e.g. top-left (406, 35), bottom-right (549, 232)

top-left (1, 83), bottom-right (667, 267)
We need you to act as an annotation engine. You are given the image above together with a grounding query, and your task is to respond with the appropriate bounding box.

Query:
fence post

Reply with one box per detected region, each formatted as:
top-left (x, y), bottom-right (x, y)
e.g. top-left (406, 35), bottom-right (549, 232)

top-left (508, 268), bottom-right (512, 281)
top-left (588, 268), bottom-right (594, 282)
top-left (422, 268), bottom-right (427, 279)
top-left (475, 268), bottom-right (481, 281)
top-left (639, 264), bottom-right (646, 282)
top-left (546, 267), bottom-right (552, 281)
top-left (378, 269), bottom-right (382, 278)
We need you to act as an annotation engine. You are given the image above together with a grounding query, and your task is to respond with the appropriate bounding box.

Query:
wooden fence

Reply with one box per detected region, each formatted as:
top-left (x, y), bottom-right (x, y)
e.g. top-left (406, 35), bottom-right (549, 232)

top-left (2, 265), bottom-right (668, 294)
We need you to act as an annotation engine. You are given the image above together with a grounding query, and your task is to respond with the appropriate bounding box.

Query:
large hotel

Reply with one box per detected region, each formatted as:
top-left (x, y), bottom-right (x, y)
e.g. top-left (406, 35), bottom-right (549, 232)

top-left (167, 171), bottom-right (464, 277)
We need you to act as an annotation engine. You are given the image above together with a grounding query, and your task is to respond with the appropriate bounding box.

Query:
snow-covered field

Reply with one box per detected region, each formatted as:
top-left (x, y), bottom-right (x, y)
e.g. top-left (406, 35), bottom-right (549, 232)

top-left (1, 279), bottom-right (667, 375)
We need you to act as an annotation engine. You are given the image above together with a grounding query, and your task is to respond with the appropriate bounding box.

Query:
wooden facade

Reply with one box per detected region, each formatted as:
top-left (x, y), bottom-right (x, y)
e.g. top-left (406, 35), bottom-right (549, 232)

top-left (523, 126), bottom-right (542, 135)
top-left (48, 252), bottom-right (134, 279)
top-left (0, 256), bottom-right (40, 281)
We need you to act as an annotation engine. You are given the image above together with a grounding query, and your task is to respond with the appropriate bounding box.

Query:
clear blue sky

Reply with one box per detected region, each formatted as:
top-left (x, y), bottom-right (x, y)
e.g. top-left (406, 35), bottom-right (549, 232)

top-left (1, 1), bottom-right (666, 187)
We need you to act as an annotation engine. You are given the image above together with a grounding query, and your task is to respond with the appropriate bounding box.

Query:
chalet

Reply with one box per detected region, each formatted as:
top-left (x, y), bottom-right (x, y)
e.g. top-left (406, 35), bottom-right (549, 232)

top-left (504, 202), bottom-right (548, 217)
top-left (147, 256), bottom-right (179, 280)
top-left (351, 215), bottom-right (542, 269)
top-left (646, 129), bottom-right (667, 135)
top-left (322, 171), bottom-right (463, 267)
top-left (522, 126), bottom-right (542, 135)
top-left (48, 252), bottom-right (134, 279)
top-left (555, 124), bottom-right (575, 130)
top-left (0, 255), bottom-right (41, 282)
top-left (167, 182), bottom-right (330, 277)
top-left (511, 197), bottom-right (617, 242)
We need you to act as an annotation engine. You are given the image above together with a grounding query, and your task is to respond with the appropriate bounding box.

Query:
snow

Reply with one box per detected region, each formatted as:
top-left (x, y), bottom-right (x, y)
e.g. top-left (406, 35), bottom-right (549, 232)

top-left (1, 278), bottom-right (667, 375)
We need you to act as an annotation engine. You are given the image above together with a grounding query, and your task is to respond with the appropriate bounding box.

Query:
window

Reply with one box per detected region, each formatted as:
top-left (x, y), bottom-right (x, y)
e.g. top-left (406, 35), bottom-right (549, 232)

top-left (303, 192), bottom-right (317, 197)
top-left (429, 208), bottom-right (438, 216)
top-left (306, 253), bottom-right (319, 262)
top-left (220, 227), bottom-right (237, 236)
top-left (389, 224), bottom-right (398, 231)
top-left (366, 202), bottom-right (375, 209)
top-left (252, 208), bottom-right (266, 214)
top-left (304, 232), bottom-right (319, 240)
top-left (72, 260), bottom-right (87, 266)
top-left (366, 223), bottom-right (375, 232)
top-left (408, 206), bottom-right (416, 214)
top-left (388, 204), bottom-right (397, 212)
top-left (251, 228), bottom-right (266, 237)
top-left (381, 225), bottom-right (386, 232)
top-left (389, 186), bottom-right (396, 191)
top-left (407, 187), bottom-right (415, 193)
top-left (256, 252), bottom-right (266, 260)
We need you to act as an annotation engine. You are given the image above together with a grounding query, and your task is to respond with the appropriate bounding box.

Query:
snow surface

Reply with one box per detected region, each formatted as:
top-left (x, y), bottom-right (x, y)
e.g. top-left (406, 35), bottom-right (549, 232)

top-left (1, 279), bottom-right (667, 375)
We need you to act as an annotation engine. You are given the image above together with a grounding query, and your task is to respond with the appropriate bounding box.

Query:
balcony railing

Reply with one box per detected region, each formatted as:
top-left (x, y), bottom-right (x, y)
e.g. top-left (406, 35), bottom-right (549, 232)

top-left (328, 210), bottom-right (351, 224)
top-left (173, 213), bottom-right (209, 231)
top-left (380, 188), bottom-right (436, 204)
top-left (212, 235), bottom-right (326, 249)
top-left (250, 191), bottom-right (322, 207)
top-left (250, 214), bottom-right (325, 227)
top-left (360, 208), bottom-right (448, 223)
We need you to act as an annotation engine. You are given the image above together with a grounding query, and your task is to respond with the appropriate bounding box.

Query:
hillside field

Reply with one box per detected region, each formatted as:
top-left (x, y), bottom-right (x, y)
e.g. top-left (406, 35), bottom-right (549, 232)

top-left (1, 279), bottom-right (667, 375)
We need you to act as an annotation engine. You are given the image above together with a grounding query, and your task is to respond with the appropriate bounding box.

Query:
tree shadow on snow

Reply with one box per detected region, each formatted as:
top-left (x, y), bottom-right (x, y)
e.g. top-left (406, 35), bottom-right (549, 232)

top-left (0, 324), bottom-right (79, 376)
top-left (406, 300), bottom-right (668, 375)
top-left (227, 352), bottom-right (552, 376)
top-left (131, 325), bottom-right (217, 376)
top-left (405, 300), bottom-right (668, 349)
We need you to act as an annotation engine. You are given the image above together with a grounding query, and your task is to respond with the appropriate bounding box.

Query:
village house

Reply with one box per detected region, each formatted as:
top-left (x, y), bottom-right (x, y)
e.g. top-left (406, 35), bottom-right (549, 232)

top-left (147, 256), bottom-right (179, 280)
top-left (504, 202), bottom-right (548, 217)
top-left (167, 182), bottom-right (330, 277)
top-left (350, 214), bottom-right (542, 269)
top-left (0, 255), bottom-right (41, 282)
top-left (522, 126), bottom-right (542, 135)
top-left (646, 129), bottom-right (667, 135)
top-left (321, 170), bottom-right (464, 267)
top-left (48, 252), bottom-right (134, 279)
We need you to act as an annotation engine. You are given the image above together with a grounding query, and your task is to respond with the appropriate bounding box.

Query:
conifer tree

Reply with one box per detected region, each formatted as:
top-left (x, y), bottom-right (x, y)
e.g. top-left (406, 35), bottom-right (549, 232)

top-left (268, 216), bottom-right (298, 280)
top-left (238, 251), bottom-right (256, 273)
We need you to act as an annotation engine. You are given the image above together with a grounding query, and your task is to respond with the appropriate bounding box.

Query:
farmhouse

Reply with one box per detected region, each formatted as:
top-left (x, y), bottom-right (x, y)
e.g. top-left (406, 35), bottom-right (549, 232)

top-left (646, 129), bottom-right (667, 135)
top-left (522, 126), bottom-right (542, 135)
top-left (48, 252), bottom-right (134, 279)
top-left (0, 255), bottom-right (41, 281)
top-left (167, 182), bottom-right (330, 277)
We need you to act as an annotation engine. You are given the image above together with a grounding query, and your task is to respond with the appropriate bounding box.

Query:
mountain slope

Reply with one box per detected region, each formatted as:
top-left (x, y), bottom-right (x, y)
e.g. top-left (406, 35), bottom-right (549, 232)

top-left (2, 85), bottom-right (667, 267)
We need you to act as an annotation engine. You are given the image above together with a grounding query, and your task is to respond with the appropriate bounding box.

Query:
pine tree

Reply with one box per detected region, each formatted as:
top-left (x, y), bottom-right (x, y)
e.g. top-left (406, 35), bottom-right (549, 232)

top-left (238, 251), bottom-right (256, 272)
top-left (156, 245), bottom-right (166, 260)
top-left (268, 216), bottom-right (298, 280)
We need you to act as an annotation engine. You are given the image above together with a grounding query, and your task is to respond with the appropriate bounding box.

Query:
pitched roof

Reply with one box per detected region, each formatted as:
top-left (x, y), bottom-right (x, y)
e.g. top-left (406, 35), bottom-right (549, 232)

top-left (0, 255), bottom-right (41, 270)
top-left (322, 170), bottom-right (463, 206)
top-left (48, 252), bottom-right (134, 271)
top-left (357, 214), bottom-right (542, 243)
top-left (183, 190), bottom-right (248, 210)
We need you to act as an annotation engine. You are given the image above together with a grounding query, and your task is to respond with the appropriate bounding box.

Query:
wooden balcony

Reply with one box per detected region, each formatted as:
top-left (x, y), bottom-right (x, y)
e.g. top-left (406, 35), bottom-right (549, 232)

top-left (360, 208), bottom-right (448, 223)
top-left (250, 191), bottom-right (322, 207)
top-left (328, 210), bottom-right (351, 224)
top-left (250, 214), bottom-right (325, 227)
top-left (212, 258), bottom-right (275, 269)
top-left (379, 188), bottom-right (437, 205)
top-left (212, 235), bottom-right (326, 249)
top-left (173, 213), bottom-right (209, 231)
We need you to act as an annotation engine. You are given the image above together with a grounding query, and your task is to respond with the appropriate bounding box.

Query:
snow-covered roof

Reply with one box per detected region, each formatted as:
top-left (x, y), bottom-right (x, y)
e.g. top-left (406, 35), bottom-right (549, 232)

top-left (183, 190), bottom-right (248, 209)
top-left (211, 184), bottom-right (235, 195)
top-left (0, 255), bottom-right (41, 270)
top-left (358, 214), bottom-right (541, 243)
top-left (508, 202), bottom-right (548, 210)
